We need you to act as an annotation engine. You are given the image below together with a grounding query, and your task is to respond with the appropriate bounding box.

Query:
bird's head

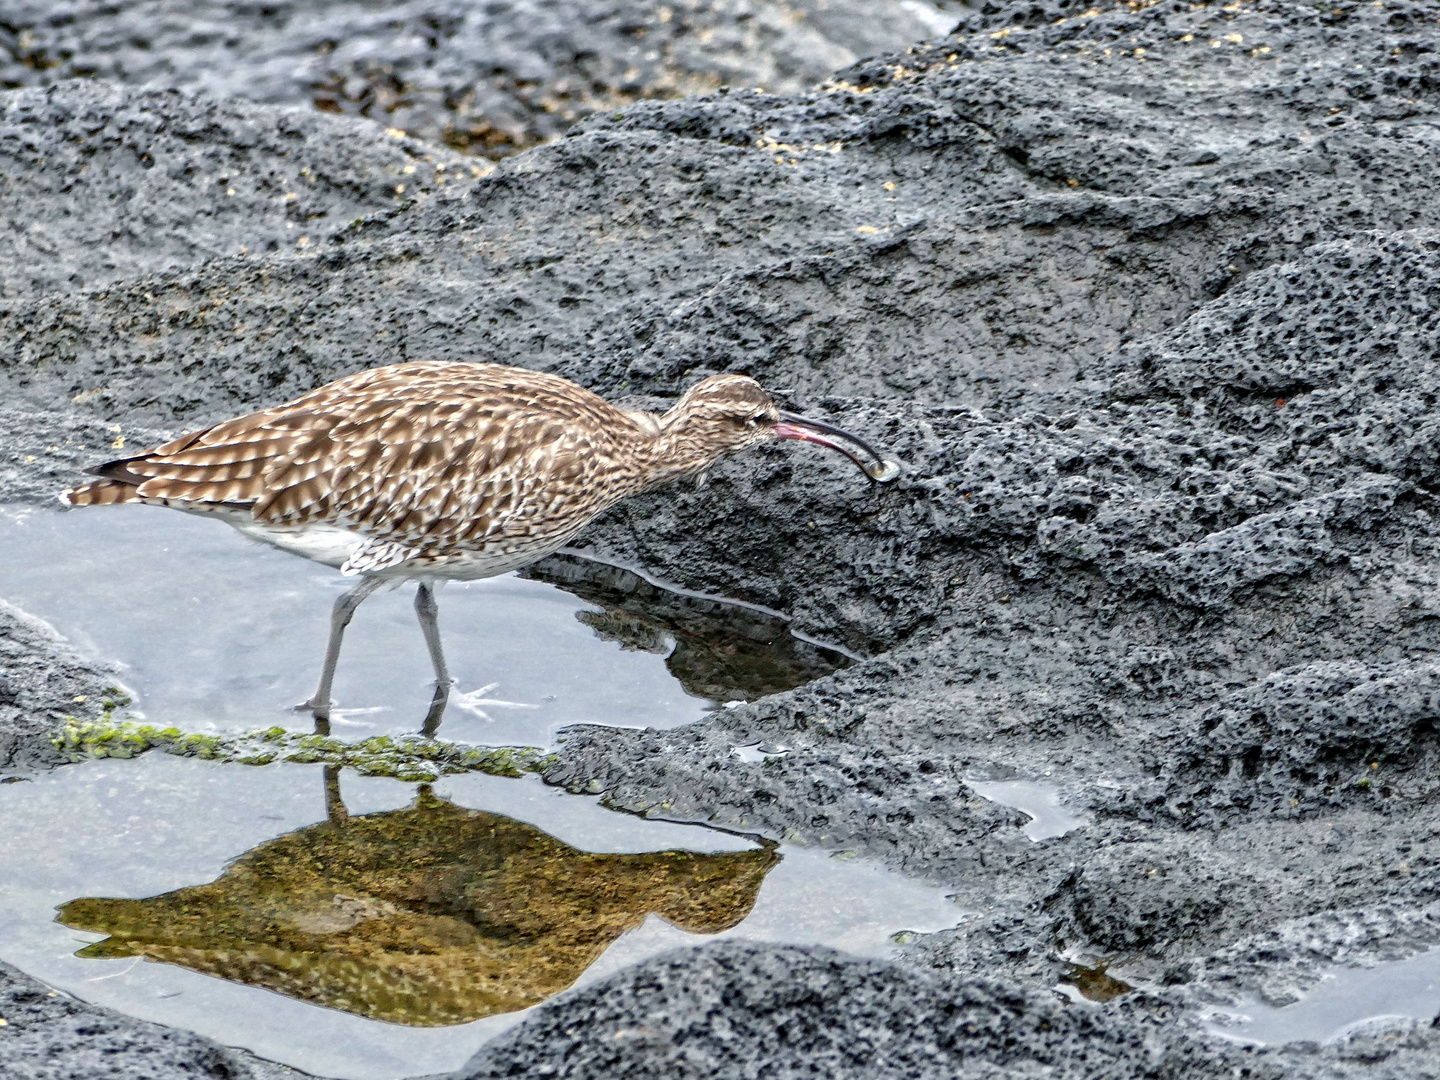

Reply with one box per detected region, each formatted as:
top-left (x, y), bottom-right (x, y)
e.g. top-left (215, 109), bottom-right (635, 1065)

top-left (656, 374), bottom-right (901, 483)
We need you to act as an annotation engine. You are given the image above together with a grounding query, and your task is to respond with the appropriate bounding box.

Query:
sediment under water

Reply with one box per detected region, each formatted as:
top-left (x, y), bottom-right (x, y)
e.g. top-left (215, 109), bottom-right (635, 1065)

top-left (0, 754), bottom-right (965, 1079)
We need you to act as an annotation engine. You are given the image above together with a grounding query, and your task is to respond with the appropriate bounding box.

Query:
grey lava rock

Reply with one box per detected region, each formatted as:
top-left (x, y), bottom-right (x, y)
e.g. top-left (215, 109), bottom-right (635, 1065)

top-left (453, 940), bottom-right (1236, 1080)
top-left (0, 0), bottom-right (967, 157)
top-left (0, 81), bottom-right (473, 297)
top-left (0, 597), bottom-right (117, 773)
top-left (5, 0), bottom-right (1440, 1078)
top-left (0, 958), bottom-right (259, 1079)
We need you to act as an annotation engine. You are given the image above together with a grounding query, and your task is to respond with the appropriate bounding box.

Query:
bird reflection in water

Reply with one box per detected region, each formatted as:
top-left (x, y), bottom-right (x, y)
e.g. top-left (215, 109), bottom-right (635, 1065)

top-left (57, 769), bottom-right (779, 1025)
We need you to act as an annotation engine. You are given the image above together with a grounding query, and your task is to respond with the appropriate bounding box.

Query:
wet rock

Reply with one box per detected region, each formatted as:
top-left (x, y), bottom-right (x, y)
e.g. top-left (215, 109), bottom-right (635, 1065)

top-left (1066, 843), bottom-right (1254, 957)
top-left (0, 81), bottom-right (465, 297)
top-left (455, 940), bottom-right (1241, 1080)
top-left (1158, 659), bottom-right (1440, 822)
top-left (0, 958), bottom-right (260, 1079)
top-left (0, 407), bottom-right (168, 505)
top-left (0, 2), bottom-right (1436, 429)
top-left (0, 598), bottom-right (116, 772)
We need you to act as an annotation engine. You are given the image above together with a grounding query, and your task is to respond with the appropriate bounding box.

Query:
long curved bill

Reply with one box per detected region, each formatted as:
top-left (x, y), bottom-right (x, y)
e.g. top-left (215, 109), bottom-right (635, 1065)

top-left (774, 411), bottom-right (901, 483)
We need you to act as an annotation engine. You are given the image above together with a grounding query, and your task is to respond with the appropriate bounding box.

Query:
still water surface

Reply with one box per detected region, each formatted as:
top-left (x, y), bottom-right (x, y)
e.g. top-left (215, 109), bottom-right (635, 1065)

top-left (0, 504), bottom-right (846, 745)
top-left (0, 756), bottom-right (965, 1078)
top-left (0, 502), bottom-right (955, 1077)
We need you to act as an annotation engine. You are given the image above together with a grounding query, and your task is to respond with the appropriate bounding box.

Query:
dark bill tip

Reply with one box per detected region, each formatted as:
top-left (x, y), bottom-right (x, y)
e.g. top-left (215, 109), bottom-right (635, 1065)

top-left (774, 411), bottom-right (901, 483)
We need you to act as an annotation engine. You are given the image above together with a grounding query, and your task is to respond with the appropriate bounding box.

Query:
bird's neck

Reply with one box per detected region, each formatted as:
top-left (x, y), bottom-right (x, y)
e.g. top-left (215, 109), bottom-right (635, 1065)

top-left (621, 405), bottom-right (714, 492)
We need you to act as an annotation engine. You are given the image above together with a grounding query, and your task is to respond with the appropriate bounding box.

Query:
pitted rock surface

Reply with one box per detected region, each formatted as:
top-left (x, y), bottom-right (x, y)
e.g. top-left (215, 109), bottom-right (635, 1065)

top-left (0, 959), bottom-right (258, 1079)
top-left (454, 941), bottom-right (1237, 1080)
top-left (0, 0), bottom-right (967, 157)
top-left (4, 0), bottom-right (1440, 1078)
top-left (0, 598), bottom-right (115, 772)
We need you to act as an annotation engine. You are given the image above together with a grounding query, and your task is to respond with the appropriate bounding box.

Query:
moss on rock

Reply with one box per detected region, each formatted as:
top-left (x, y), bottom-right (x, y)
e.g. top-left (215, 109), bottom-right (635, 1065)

top-left (51, 717), bottom-right (552, 781)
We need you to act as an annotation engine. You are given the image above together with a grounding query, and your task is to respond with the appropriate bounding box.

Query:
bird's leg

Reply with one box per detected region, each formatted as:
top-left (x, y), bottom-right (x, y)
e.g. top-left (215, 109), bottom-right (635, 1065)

top-left (415, 581), bottom-right (453, 737)
top-left (299, 575), bottom-right (384, 723)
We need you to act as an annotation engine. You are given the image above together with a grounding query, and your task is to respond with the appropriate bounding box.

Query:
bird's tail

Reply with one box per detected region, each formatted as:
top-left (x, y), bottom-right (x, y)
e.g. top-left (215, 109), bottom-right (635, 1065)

top-left (62, 452), bottom-right (161, 506)
top-left (61, 479), bottom-right (142, 506)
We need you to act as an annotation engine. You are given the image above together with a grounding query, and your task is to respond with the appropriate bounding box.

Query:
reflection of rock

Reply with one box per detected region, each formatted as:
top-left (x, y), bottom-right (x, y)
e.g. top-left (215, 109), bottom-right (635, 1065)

top-left (536, 554), bottom-right (848, 703)
top-left (575, 609), bottom-right (673, 657)
top-left (58, 788), bottom-right (778, 1026)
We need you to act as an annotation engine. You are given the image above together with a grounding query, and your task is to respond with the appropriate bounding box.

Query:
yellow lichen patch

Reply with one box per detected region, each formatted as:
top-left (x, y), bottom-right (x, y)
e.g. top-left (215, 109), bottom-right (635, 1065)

top-left (856, 225), bottom-right (880, 234)
top-left (756, 137), bottom-right (842, 159)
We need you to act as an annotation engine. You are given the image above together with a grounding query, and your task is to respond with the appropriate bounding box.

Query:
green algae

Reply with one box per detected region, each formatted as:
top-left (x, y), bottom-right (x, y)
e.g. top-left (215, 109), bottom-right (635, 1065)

top-left (51, 717), bottom-right (553, 781)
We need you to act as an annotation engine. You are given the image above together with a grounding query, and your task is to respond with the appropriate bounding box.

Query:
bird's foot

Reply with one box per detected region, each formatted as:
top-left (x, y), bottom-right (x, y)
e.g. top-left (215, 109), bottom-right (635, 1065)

top-left (420, 680), bottom-right (456, 738)
top-left (294, 697), bottom-right (334, 736)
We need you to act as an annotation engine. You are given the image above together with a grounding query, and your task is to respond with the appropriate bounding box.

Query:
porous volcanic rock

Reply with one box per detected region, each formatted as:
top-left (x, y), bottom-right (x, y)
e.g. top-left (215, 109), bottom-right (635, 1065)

top-left (0, 0), bottom-right (967, 157)
top-left (0, 597), bottom-right (116, 772)
top-left (455, 940), bottom-right (1245, 1080)
top-left (3, 0), bottom-right (1440, 1078)
top-left (0, 958), bottom-right (260, 1079)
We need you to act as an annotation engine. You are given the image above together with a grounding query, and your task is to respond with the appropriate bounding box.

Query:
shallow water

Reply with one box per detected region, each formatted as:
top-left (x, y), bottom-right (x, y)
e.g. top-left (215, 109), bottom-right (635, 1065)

top-left (0, 504), bottom-right (845, 746)
top-left (964, 780), bottom-right (1090, 841)
top-left (1211, 947), bottom-right (1440, 1046)
top-left (0, 755), bottom-right (965, 1079)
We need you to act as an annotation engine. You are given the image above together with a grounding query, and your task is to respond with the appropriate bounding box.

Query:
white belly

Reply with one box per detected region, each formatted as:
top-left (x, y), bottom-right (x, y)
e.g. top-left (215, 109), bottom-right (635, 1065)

top-left (212, 511), bottom-right (568, 581)
top-left (228, 518), bottom-right (363, 570)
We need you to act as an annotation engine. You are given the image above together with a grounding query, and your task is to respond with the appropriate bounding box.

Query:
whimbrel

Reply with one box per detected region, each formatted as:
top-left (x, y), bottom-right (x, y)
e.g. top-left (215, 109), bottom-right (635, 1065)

top-left (63, 361), bottom-right (899, 728)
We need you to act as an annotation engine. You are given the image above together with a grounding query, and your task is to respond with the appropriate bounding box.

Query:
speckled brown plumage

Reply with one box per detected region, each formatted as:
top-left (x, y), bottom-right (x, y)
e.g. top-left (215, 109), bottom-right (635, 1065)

top-left (63, 359), bottom-right (896, 723)
top-left (65, 361), bottom-right (784, 577)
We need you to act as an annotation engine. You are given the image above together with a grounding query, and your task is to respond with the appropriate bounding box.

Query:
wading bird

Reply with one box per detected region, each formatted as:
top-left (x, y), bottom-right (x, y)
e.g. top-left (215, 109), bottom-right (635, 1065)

top-left (63, 362), bottom-right (899, 729)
